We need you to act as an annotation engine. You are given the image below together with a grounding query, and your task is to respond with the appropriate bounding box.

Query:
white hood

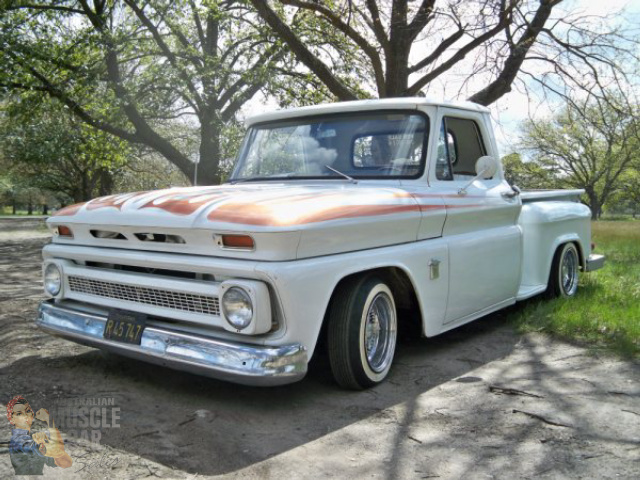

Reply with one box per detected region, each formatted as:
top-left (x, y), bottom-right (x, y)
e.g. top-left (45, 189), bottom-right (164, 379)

top-left (49, 183), bottom-right (428, 260)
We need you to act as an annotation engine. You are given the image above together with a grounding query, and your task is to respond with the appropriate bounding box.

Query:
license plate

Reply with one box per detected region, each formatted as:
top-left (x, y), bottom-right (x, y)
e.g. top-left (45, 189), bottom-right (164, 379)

top-left (104, 310), bottom-right (146, 345)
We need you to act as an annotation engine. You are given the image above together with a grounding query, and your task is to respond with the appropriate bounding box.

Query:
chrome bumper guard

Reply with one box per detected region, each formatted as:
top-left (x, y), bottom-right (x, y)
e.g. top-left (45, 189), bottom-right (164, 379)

top-left (37, 300), bottom-right (307, 386)
top-left (586, 254), bottom-right (605, 272)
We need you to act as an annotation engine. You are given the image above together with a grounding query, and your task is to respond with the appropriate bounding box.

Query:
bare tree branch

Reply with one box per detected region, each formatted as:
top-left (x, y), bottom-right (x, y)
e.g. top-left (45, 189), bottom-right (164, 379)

top-left (248, 0), bottom-right (358, 100)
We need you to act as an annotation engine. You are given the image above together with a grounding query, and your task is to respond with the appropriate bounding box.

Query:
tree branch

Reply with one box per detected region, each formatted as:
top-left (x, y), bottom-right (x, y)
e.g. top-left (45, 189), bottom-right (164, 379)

top-left (468, 0), bottom-right (557, 105)
top-left (248, 0), bottom-right (357, 100)
top-left (281, 0), bottom-right (385, 94)
top-left (2, 3), bottom-right (84, 15)
top-left (408, 0), bottom-right (436, 39)
top-left (365, 0), bottom-right (389, 52)
top-left (408, 3), bottom-right (515, 96)
top-left (409, 28), bottom-right (465, 74)
top-left (123, 0), bottom-right (204, 112)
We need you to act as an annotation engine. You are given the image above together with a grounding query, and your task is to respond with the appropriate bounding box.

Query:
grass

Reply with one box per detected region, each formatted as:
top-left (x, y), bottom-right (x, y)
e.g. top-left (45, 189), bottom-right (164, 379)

top-left (512, 221), bottom-right (639, 359)
top-left (0, 208), bottom-right (46, 216)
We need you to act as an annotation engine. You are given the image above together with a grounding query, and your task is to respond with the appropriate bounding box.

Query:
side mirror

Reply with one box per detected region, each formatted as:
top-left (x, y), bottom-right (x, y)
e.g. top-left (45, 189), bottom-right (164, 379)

top-left (458, 156), bottom-right (499, 195)
top-left (475, 155), bottom-right (498, 179)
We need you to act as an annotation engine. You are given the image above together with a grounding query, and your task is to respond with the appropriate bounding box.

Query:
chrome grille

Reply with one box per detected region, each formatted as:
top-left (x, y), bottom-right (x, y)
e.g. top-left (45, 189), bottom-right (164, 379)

top-left (67, 276), bottom-right (220, 316)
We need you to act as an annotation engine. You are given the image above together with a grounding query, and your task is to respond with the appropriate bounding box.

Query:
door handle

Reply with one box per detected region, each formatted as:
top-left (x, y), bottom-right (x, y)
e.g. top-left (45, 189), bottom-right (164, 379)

top-left (502, 185), bottom-right (521, 199)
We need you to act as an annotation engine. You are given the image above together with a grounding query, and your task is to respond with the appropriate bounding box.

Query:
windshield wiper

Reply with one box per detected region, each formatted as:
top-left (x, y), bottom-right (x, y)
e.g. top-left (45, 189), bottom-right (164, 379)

top-left (228, 173), bottom-right (296, 184)
top-left (325, 165), bottom-right (357, 184)
top-left (227, 177), bottom-right (263, 184)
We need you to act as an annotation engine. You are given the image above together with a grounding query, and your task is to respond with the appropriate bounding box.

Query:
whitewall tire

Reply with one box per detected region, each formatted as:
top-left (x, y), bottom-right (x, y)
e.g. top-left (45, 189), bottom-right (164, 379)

top-left (328, 274), bottom-right (398, 389)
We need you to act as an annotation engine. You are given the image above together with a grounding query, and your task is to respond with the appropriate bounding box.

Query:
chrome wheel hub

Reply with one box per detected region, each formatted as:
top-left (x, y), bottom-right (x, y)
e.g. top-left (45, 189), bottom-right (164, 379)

top-left (364, 293), bottom-right (396, 373)
top-left (561, 249), bottom-right (578, 295)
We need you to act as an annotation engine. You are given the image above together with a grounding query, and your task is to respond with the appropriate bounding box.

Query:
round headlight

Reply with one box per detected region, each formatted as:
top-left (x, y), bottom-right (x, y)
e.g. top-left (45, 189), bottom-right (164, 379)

top-left (222, 287), bottom-right (253, 330)
top-left (44, 263), bottom-right (61, 296)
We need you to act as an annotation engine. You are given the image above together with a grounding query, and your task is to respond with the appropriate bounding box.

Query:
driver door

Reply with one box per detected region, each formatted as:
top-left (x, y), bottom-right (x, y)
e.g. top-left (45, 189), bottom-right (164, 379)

top-left (430, 107), bottom-right (522, 324)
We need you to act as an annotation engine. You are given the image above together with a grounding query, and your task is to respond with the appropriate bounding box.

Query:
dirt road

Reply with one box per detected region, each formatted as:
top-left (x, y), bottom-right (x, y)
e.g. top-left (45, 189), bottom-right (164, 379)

top-left (0, 226), bottom-right (638, 479)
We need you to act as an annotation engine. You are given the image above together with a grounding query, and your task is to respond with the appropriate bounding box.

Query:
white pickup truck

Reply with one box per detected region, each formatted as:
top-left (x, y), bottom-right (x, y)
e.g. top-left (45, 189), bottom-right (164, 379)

top-left (38, 98), bottom-right (604, 389)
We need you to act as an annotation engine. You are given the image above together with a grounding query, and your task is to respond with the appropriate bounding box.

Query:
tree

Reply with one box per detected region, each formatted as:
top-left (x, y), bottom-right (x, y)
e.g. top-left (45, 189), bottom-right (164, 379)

top-left (0, 158), bottom-right (55, 215)
top-left (0, 173), bottom-right (19, 214)
top-left (115, 152), bottom-right (190, 193)
top-left (501, 152), bottom-right (557, 189)
top-left (1, 95), bottom-right (130, 203)
top-left (248, 0), bottom-right (637, 105)
top-left (606, 167), bottom-right (640, 218)
top-left (520, 98), bottom-right (640, 219)
top-left (0, 0), bottom-right (310, 185)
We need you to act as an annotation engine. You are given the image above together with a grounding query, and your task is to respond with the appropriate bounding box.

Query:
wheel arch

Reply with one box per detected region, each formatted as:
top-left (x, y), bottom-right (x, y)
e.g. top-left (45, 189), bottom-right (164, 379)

top-left (316, 266), bottom-right (423, 354)
top-left (545, 234), bottom-right (586, 283)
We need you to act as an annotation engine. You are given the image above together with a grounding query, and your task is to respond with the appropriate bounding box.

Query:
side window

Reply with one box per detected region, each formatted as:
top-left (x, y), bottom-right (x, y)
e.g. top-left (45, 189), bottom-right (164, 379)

top-left (435, 116), bottom-right (487, 181)
top-left (445, 117), bottom-right (487, 177)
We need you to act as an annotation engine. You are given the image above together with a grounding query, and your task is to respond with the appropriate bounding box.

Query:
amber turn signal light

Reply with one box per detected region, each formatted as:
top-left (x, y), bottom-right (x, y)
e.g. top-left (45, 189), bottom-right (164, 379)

top-left (57, 225), bottom-right (74, 238)
top-left (220, 234), bottom-right (254, 249)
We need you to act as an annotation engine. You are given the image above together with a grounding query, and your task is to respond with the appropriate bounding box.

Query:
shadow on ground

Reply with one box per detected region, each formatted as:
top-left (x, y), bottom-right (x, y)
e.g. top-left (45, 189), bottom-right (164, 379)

top-left (2, 235), bottom-right (637, 479)
top-left (0, 309), bottom-right (517, 475)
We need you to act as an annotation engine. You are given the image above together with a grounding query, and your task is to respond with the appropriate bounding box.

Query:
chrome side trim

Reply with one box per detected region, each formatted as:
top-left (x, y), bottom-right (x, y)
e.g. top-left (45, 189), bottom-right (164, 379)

top-left (37, 300), bottom-right (307, 386)
top-left (586, 254), bottom-right (605, 272)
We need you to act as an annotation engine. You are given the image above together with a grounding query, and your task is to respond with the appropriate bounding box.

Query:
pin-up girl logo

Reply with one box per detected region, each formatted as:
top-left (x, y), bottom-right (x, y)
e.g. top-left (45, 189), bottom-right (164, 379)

top-left (6, 395), bottom-right (72, 475)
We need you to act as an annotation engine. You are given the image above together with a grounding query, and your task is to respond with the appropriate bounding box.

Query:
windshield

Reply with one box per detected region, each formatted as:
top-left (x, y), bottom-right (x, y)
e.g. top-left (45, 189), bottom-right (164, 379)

top-left (231, 111), bottom-right (429, 181)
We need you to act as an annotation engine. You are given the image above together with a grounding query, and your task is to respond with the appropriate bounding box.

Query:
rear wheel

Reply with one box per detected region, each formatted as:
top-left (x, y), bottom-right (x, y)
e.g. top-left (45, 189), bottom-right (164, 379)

top-left (547, 243), bottom-right (580, 298)
top-left (328, 274), bottom-right (397, 389)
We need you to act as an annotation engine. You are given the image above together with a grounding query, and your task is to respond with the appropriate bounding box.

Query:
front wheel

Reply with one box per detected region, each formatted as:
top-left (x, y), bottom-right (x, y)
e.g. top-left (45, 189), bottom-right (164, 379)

top-left (328, 274), bottom-right (397, 389)
top-left (547, 243), bottom-right (580, 298)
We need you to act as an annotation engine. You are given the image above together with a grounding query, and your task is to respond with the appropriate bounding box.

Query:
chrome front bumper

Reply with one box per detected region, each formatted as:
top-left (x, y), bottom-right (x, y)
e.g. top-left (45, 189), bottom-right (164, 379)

top-left (586, 254), bottom-right (605, 272)
top-left (37, 301), bottom-right (307, 386)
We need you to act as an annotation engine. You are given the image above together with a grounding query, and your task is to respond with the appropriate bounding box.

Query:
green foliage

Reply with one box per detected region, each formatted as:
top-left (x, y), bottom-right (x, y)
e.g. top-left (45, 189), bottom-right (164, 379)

top-left (501, 153), bottom-right (557, 190)
top-left (519, 98), bottom-right (640, 219)
top-left (1, 95), bottom-right (130, 202)
top-left (0, 1), bottom-right (329, 185)
top-left (512, 221), bottom-right (640, 358)
top-left (115, 154), bottom-right (190, 193)
top-left (606, 166), bottom-right (640, 217)
top-left (217, 119), bottom-right (246, 181)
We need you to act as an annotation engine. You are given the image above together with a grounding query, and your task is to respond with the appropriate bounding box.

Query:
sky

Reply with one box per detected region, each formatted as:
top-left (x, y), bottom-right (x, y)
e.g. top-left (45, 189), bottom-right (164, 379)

top-left (487, 0), bottom-right (640, 155)
top-left (242, 0), bottom-right (640, 158)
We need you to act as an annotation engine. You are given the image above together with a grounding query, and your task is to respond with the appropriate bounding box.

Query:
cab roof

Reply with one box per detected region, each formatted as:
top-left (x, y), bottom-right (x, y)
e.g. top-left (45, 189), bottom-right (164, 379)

top-left (245, 97), bottom-right (490, 126)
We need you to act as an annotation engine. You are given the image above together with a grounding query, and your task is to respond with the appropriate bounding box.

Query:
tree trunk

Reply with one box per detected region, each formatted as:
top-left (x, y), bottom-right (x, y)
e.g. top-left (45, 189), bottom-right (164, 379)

top-left (584, 188), bottom-right (601, 220)
top-left (27, 202), bottom-right (33, 215)
top-left (81, 170), bottom-right (91, 201)
top-left (98, 168), bottom-right (114, 197)
top-left (384, 1), bottom-right (410, 97)
top-left (384, 48), bottom-right (410, 97)
top-left (43, 204), bottom-right (49, 215)
top-left (198, 117), bottom-right (222, 185)
top-left (12, 200), bottom-right (16, 215)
